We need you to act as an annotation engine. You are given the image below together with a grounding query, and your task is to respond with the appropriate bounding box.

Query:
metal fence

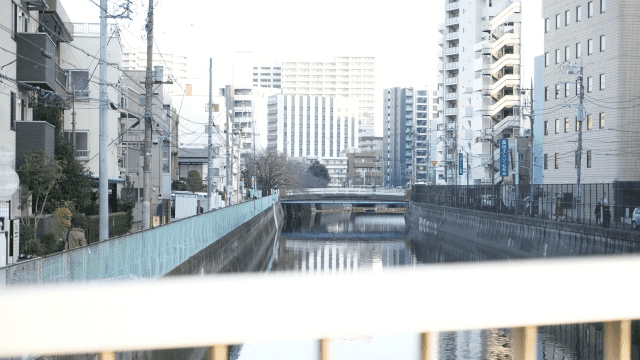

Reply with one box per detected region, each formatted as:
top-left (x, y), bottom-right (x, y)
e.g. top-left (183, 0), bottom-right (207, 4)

top-left (411, 182), bottom-right (640, 231)
top-left (0, 192), bottom-right (279, 287)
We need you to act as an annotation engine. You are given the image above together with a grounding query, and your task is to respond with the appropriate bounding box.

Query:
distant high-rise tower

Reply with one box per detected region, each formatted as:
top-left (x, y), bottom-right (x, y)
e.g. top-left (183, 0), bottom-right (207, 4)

top-left (121, 47), bottom-right (187, 97)
top-left (383, 87), bottom-right (437, 187)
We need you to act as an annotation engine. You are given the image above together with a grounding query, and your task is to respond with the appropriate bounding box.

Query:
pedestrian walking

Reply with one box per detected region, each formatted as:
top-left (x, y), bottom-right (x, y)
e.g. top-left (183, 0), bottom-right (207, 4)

top-left (595, 202), bottom-right (602, 225)
top-left (603, 205), bottom-right (611, 228)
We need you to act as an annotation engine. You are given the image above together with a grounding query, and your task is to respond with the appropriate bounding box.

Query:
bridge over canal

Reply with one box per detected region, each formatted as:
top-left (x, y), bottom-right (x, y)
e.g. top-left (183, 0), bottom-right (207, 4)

top-left (281, 188), bottom-right (408, 206)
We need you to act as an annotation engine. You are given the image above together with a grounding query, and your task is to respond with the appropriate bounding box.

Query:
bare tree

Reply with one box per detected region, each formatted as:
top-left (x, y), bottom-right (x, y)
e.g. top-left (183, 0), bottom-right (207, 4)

top-left (252, 151), bottom-right (299, 194)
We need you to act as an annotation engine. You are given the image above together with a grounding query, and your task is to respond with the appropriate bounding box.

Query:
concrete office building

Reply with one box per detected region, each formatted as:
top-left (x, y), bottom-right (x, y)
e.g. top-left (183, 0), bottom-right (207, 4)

top-left (436, 0), bottom-right (540, 185)
top-left (383, 87), bottom-right (436, 188)
top-left (266, 94), bottom-right (359, 186)
top-left (542, 0), bottom-right (640, 183)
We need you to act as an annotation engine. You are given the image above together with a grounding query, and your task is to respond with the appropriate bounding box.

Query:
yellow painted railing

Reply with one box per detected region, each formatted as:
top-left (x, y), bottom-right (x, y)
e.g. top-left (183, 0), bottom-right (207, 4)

top-left (1, 255), bottom-right (638, 359)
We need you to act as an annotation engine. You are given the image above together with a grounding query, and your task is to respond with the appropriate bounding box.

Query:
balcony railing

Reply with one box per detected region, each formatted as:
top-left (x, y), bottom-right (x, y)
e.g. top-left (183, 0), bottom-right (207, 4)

top-left (444, 62), bottom-right (459, 70)
top-left (444, 108), bottom-right (457, 115)
top-left (445, 17), bottom-right (460, 25)
top-left (444, 47), bottom-right (459, 55)
top-left (444, 77), bottom-right (458, 85)
top-left (445, 1), bottom-right (460, 10)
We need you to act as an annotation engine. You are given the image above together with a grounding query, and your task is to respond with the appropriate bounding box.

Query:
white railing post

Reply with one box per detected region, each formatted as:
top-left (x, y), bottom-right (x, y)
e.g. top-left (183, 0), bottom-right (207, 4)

top-left (604, 320), bottom-right (631, 360)
top-left (513, 326), bottom-right (537, 360)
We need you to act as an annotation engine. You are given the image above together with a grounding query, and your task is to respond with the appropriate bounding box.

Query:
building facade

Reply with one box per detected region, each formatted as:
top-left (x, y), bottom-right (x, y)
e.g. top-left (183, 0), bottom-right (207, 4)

top-left (542, 0), bottom-right (640, 183)
top-left (437, 0), bottom-right (535, 185)
top-left (279, 56), bottom-right (376, 139)
top-left (266, 94), bottom-right (359, 185)
top-left (383, 87), bottom-right (435, 188)
top-left (121, 47), bottom-right (187, 97)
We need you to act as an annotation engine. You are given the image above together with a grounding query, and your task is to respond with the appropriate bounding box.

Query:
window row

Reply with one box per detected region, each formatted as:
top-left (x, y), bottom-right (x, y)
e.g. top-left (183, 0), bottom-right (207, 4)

top-left (545, 0), bottom-right (605, 32)
top-left (544, 74), bottom-right (605, 101)
top-left (544, 36), bottom-right (605, 66)
top-left (543, 113), bottom-right (604, 135)
top-left (544, 151), bottom-right (593, 170)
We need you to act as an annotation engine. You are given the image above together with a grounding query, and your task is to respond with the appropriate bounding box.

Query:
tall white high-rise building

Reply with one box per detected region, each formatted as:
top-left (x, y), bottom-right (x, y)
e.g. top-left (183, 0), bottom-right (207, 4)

top-left (281, 56), bottom-right (376, 140)
top-left (436, 0), bottom-right (539, 185)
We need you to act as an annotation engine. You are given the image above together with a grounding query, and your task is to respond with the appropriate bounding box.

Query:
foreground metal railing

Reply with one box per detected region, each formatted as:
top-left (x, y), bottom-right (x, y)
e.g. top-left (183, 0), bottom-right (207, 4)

top-left (285, 188), bottom-right (407, 196)
top-left (0, 255), bottom-right (637, 359)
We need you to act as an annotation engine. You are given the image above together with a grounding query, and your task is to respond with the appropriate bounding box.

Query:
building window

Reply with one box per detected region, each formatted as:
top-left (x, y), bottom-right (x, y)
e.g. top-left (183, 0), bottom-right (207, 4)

top-left (565, 46), bottom-right (570, 62)
top-left (545, 18), bottom-right (550, 33)
top-left (587, 150), bottom-right (592, 168)
top-left (555, 49), bottom-right (560, 64)
top-left (588, 2), bottom-right (594, 17)
top-left (555, 153), bottom-right (560, 169)
top-left (576, 43), bottom-right (581, 58)
top-left (564, 118), bottom-right (569, 133)
top-left (587, 114), bottom-right (593, 130)
top-left (600, 35), bottom-right (606, 51)
top-left (544, 121), bottom-right (549, 135)
top-left (10, 92), bottom-right (16, 131)
top-left (599, 112), bottom-right (605, 129)
top-left (565, 10), bottom-right (571, 25)
top-left (544, 154), bottom-right (549, 170)
top-left (544, 87), bottom-right (549, 101)
top-left (555, 84), bottom-right (560, 99)
top-left (600, 74), bottom-right (605, 90)
top-left (577, 6), bottom-right (582, 22)
top-left (575, 118), bottom-right (581, 132)
top-left (587, 77), bottom-right (593, 92)
top-left (545, 53), bottom-right (549, 67)
top-left (600, 0), bottom-right (606, 13)
top-left (555, 119), bottom-right (560, 134)
top-left (556, 14), bottom-right (561, 29)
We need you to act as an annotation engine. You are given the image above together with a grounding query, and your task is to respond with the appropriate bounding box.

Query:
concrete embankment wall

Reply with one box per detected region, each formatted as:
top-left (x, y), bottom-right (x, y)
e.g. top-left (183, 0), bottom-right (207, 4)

top-left (406, 202), bottom-right (640, 258)
top-left (166, 203), bottom-right (285, 276)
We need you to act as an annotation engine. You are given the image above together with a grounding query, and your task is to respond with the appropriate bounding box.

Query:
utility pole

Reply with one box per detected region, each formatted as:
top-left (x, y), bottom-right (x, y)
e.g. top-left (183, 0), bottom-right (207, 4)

top-left (98, 0), bottom-right (109, 241)
top-left (226, 106), bottom-right (232, 207)
top-left (560, 56), bottom-right (585, 222)
top-left (72, 84), bottom-right (76, 150)
top-left (207, 58), bottom-right (213, 211)
top-left (142, 0), bottom-right (154, 230)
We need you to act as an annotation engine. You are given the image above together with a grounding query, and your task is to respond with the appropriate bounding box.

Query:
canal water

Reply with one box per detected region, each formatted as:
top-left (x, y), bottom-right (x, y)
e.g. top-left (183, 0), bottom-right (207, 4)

top-left (232, 211), bottom-right (614, 360)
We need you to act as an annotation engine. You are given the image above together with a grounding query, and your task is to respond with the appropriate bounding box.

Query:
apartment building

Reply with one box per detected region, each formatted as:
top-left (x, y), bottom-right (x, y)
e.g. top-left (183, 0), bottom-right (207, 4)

top-left (122, 47), bottom-right (187, 97)
top-left (437, 0), bottom-right (539, 185)
top-left (61, 23), bottom-right (122, 180)
top-left (280, 56), bottom-right (376, 139)
top-left (266, 94), bottom-right (359, 185)
top-left (383, 87), bottom-right (435, 187)
top-left (542, 0), bottom-right (640, 183)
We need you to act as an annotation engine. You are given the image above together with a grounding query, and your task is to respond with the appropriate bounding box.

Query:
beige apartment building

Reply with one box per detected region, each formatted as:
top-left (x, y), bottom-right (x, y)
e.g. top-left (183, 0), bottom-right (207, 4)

top-left (542, 0), bottom-right (640, 183)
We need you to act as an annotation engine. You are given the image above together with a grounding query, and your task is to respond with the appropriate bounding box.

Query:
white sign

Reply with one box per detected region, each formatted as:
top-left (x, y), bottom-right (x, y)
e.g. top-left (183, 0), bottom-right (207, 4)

top-left (0, 147), bottom-right (19, 200)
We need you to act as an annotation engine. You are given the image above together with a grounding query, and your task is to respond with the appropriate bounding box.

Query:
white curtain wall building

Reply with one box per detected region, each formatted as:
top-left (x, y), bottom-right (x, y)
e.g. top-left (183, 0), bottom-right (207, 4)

top-left (267, 94), bottom-right (359, 178)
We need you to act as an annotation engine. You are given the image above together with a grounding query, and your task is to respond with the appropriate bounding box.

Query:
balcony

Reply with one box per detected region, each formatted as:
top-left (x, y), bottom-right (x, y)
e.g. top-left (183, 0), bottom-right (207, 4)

top-left (445, 1), bottom-right (460, 11)
top-left (445, 17), bottom-right (460, 26)
top-left (16, 33), bottom-right (68, 94)
top-left (444, 62), bottom-right (459, 70)
top-left (444, 77), bottom-right (458, 85)
top-left (444, 108), bottom-right (457, 116)
top-left (445, 32), bottom-right (460, 40)
top-left (39, 0), bottom-right (74, 42)
top-left (444, 47), bottom-right (460, 55)
top-left (444, 93), bottom-right (457, 100)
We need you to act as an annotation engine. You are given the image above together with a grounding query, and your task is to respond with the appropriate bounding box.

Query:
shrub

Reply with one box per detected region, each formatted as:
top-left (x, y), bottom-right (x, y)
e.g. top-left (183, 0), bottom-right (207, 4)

top-left (51, 207), bottom-right (72, 240)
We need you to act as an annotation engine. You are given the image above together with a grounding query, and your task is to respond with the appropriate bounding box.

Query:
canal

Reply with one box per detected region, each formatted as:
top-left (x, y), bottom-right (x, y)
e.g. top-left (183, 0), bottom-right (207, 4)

top-left (230, 210), bottom-right (622, 360)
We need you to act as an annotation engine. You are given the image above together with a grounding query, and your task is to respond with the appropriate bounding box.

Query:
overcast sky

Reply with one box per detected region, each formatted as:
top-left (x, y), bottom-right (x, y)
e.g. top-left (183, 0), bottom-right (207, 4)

top-left (63, 0), bottom-right (444, 96)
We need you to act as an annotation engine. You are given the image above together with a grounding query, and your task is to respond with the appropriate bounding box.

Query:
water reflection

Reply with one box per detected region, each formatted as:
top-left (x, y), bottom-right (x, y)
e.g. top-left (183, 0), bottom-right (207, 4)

top-left (233, 211), bottom-right (611, 360)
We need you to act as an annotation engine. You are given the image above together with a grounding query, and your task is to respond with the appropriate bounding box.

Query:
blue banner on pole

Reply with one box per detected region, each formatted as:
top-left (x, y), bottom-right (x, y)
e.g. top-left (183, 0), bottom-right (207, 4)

top-left (458, 153), bottom-right (464, 176)
top-left (500, 138), bottom-right (509, 177)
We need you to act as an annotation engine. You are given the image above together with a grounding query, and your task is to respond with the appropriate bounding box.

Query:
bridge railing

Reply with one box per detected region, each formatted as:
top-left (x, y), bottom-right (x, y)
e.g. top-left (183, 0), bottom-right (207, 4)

top-left (0, 191), bottom-right (279, 288)
top-left (284, 188), bottom-right (407, 196)
top-left (0, 255), bottom-right (637, 359)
